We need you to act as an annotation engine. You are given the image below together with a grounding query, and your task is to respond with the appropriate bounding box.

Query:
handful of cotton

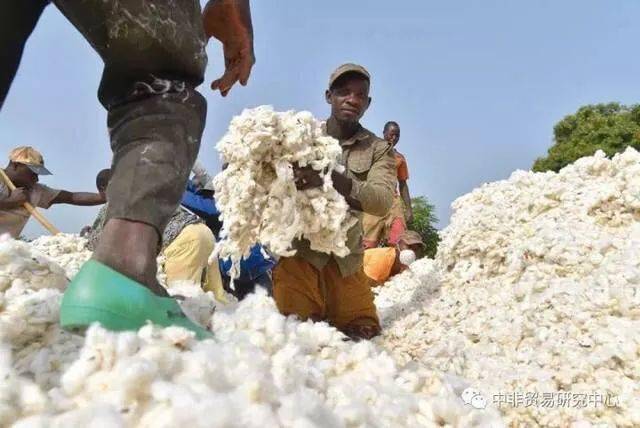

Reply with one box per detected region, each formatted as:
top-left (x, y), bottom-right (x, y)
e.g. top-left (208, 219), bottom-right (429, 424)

top-left (213, 106), bottom-right (356, 278)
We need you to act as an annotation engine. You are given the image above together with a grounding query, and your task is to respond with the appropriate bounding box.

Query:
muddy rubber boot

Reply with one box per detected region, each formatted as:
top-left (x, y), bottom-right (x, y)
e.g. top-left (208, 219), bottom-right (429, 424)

top-left (60, 260), bottom-right (213, 340)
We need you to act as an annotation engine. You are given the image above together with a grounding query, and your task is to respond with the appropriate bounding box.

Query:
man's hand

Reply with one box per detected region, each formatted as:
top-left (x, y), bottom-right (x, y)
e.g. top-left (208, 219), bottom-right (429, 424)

top-left (293, 166), bottom-right (363, 211)
top-left (203, 0), bottom-right (255, 97)
top-left (293, 165), bottom-right (323, 190)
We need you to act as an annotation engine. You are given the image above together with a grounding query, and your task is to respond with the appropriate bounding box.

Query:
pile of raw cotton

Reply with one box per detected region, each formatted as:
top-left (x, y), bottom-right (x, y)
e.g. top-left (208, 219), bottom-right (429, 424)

top-left (0, 235), bottom-right (85, 402)
top-left (213, 106), bottom-right (356, 277)
top-left (377, 148), bottom-right (640, 427)
top-left (29, 234), bottom-right (92, 278)
top-left (0, 234), bottom-right (500, 427)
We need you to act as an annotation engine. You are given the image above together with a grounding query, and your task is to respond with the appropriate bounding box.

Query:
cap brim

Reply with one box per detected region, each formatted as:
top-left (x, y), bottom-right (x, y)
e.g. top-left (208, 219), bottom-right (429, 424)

top-left (329, 69), bottom-right (370, 89)
top-left (26, 164), bottom-right (52, 175)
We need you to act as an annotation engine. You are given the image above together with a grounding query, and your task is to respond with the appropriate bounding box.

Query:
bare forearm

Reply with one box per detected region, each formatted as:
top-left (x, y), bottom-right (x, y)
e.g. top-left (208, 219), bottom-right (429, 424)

top-left (399, 182), bottom-right (411, 210)
top-left (71, 193), bottom-right (105, 206)
top-left (203, 0), bottom-right (253, 41)
top-left (352, 146), bottom-right (397, 216)
top-left (53, 191), bottom-right (105, 206)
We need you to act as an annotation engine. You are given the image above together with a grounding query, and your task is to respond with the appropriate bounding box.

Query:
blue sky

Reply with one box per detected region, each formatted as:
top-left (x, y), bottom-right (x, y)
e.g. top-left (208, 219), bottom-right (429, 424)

top-left (2, 0), bottom-right (639, 238)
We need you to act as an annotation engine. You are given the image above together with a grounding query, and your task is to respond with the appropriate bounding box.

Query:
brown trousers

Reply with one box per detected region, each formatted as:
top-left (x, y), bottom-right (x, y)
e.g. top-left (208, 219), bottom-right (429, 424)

top-left (273, 257), bottom-right (380, 333)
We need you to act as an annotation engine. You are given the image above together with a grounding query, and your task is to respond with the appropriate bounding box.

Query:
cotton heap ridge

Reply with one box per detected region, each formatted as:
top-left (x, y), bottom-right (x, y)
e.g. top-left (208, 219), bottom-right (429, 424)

top-left (376, 148), bottom-right (640, 426)
top-left (212, 106), bottom-right (357, 279)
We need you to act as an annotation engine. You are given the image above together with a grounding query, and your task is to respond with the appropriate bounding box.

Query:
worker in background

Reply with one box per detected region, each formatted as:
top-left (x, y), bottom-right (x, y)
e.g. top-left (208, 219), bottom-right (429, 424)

top-left (362, 121), bottom-right (413, 249)
top-left (363, 230), bottom-right (424, 285)
top-left (86, 169), bottom-right (230, 304)
top-left (80, 168), bottom-right (112, 237)
top-left (182, 161), bottom-right (224, 238)
top-left (273, 64), bottom-right (397, 340)
top-left (1, 1), bottom-right (254, 338)
top-left (0, 146), bottom-right (105, 238)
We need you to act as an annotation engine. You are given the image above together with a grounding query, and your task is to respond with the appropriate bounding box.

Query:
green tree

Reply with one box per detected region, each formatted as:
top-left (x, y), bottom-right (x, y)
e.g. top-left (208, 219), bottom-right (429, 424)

top-left (533, 103), bottom-right (640, 172)
top-left (408, 196), bottom-right (440, 258)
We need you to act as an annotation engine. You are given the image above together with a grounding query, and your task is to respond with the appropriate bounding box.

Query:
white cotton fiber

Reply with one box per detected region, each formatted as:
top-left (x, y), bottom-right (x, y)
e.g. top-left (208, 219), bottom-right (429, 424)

top-left (4, 124), bottom-right (639, 426)
top-left (0, 237), bottom-right (499, 427)
top-left (212, 106), bottom-right (357, 278)
top-left (376, 148), bottom-right (640, 426)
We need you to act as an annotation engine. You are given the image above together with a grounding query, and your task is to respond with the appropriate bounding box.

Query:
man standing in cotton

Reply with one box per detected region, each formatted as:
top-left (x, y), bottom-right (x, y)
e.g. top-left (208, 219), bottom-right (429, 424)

top-left (1, 1), bottom-right (254, 339)
top-left (362, 121), bottom-right (413, 248)
top-left (274, 64), bottom-right (397, 340)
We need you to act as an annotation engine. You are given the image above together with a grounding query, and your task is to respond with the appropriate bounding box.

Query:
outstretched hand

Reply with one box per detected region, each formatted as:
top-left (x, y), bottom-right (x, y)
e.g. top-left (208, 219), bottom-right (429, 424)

top-left (204, 0), bottom-right (255, 97)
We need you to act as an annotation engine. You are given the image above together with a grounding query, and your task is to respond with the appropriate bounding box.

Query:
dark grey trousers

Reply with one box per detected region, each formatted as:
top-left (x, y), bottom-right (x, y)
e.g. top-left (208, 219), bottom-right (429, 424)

top-left (1, 0), bottom-right (208, 238)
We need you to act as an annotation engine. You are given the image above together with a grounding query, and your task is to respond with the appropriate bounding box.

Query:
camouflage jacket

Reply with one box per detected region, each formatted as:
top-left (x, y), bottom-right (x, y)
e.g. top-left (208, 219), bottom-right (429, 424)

top-left (293, 125), bottom-right (397, 277)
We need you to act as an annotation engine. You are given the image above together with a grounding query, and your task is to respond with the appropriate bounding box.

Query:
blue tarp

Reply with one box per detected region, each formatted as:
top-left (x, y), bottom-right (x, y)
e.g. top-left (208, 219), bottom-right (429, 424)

top-left (181, 181), bottom-right (220, 217)
top-left (219, 244), bottom-right (276, 282)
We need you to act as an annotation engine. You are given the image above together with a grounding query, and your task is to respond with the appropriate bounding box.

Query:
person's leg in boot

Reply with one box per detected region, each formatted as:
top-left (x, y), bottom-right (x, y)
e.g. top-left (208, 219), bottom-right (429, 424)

top-left (64, 89), bottom-right (209, 336)
top-left (325, 260), bottom-right (381, 341)
top-left (55, 0), bottom-right (211, 338)
top-left (0, 0), bottom-right (50, 109)
top-left (48, 0), bottom-right (208, 292)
